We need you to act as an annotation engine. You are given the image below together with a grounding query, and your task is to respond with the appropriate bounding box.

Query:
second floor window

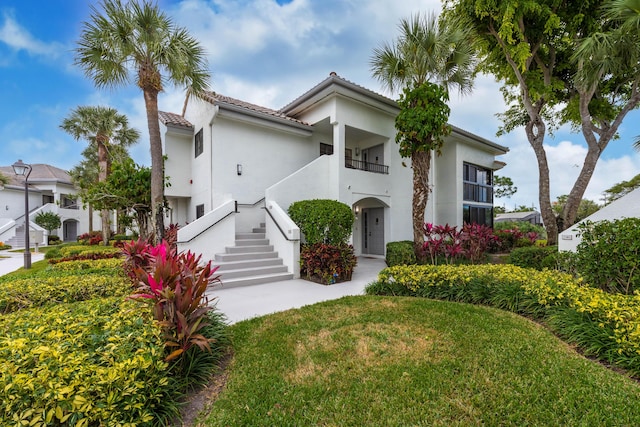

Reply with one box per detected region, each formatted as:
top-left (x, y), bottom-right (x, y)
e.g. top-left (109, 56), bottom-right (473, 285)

top-left (463, 163), bottom-right (493, 204)
top-left (195, 128), bottom-right (203, 157)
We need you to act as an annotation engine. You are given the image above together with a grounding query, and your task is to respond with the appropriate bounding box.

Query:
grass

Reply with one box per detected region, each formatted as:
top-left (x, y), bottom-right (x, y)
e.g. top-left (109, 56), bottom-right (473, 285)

top-left (198, 296), bottom-right (640, 426)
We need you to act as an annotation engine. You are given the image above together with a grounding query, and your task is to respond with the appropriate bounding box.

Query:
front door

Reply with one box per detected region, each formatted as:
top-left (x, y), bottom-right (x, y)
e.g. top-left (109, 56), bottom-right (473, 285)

top-left (63, 220), bottom-right (78, 242)
top-left (362, 208), bottom-right (384, 255)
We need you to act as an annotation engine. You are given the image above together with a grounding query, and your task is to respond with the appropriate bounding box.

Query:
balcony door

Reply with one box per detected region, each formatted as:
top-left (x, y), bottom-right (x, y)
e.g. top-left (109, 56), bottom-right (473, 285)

top-left (362, 208), bottom-right (384, 255)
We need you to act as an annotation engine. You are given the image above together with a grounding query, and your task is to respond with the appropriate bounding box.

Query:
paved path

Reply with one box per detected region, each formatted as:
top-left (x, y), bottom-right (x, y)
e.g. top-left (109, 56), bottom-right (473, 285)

top-left (207, 257), bottom-right (387, 324)
top-left (0, 250), bottom-right (45, 276)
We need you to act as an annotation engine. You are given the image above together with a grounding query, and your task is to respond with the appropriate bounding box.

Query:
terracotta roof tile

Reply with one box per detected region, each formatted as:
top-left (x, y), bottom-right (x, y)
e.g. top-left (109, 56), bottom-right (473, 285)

top-left (159, 111), bottom-right (193, 129)
top-left (201, 91), bottom-right (311, 126)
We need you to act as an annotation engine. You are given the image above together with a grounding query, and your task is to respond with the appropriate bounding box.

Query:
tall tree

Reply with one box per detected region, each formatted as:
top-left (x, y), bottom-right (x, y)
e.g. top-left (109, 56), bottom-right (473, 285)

top-left (61, 106), bottom-right (139, 244)
top-left (370, 12), bottom-right (477, 258)
top-left (445, 0), bottom-right (640, 244)
top-left (75, 0), bottom-right (210, 243)
top-left (494, 175), bottom-right (517, 199)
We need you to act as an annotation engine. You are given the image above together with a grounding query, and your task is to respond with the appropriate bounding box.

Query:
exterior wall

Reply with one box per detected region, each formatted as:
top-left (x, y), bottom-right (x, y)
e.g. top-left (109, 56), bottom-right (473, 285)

top-left (0, 186), bottom-right (41, 223)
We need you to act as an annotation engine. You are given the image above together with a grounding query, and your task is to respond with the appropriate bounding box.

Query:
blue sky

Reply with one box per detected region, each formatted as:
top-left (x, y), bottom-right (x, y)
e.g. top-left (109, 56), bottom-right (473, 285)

top-left (1, 0), bottom-right (639, 210)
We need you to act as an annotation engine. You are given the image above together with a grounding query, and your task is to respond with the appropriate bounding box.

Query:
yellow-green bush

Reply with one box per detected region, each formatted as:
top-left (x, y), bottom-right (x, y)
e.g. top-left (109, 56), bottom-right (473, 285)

top-left (59, 245), bottom-right (121, 258)
top-left (0, 274), bottom-right (131, 314)
top-left (0, 297), bottom-right (177, 426)
top-left (367, 264), bottom-right (640, 375)
top-left (49, 258), bottom-right (124, 272)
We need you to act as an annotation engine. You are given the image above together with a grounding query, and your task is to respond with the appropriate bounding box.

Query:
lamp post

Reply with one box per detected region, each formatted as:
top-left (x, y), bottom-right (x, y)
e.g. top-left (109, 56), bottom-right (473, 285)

top-left (12, 159), bottom-right (32, 269)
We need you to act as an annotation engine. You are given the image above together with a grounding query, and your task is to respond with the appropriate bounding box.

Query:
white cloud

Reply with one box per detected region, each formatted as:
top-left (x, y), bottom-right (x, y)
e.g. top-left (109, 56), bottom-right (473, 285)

top-left (0, 11), bottom-right (64, 59)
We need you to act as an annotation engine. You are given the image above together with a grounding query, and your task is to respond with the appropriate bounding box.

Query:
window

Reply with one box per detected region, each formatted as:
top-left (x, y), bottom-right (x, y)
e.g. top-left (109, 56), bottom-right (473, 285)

top-left (196, 204), bottom-right (205, 219)
top-left (195, 128), bottom-right (203, 157)
top-left (61, 194), bottom-right (78, 210)
top-left (320, 143), bottom-right (333, 156)
top-left (463, 163), bottom-right (493, 203)
top-left (463, 205), bottom-right (493, 227)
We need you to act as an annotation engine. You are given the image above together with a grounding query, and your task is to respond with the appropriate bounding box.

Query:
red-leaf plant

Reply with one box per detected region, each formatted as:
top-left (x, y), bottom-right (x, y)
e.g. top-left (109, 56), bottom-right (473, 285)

top-left (123, 239), bottom-right (221, 362)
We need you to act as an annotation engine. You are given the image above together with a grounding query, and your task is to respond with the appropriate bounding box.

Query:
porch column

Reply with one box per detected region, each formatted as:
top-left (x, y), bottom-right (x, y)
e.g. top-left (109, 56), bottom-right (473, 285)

top-left (332, 120), bottom-right (347, 200)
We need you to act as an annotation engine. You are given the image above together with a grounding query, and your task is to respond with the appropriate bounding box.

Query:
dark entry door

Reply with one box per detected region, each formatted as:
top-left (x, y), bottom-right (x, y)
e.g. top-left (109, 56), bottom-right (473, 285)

top-left (362, 208), bottom-right (384, 255)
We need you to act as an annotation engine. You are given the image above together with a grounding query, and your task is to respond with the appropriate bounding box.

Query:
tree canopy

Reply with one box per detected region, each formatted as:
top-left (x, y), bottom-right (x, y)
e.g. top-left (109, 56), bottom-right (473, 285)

top-left (444, 0), bottom-right (640, 244)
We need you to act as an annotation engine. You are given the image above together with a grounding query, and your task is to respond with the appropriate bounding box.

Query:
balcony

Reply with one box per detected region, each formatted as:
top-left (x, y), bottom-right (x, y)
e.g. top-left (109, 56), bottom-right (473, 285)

top-left (346, 158), bottom-right (389, 174)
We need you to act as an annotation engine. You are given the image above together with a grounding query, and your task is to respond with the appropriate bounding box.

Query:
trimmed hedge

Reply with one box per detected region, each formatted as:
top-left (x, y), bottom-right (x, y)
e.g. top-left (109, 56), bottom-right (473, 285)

top-left (0, 274), bottom-right (130, 314)
top-left (288, 199), bottom-right (354, 245)
top-left (0, 298), bottom-right (177, 426)
top-left (49, 258), bottom-right (124, 272)
top-left (386, 241), bottom-right (417, 266)
top-left (366, 264), bottom-right (640, 376)
top-left (59, 245), bottom-right (121, 258)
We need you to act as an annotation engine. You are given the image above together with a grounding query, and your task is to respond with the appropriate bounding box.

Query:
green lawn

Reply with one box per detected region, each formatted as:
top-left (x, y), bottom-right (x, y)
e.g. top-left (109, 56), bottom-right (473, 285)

top-left (198, 296), bottom-right (640, 426)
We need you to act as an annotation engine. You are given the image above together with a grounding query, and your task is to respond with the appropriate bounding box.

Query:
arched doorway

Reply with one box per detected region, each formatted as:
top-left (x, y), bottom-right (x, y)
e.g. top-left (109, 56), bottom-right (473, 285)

top-left (63, 219), bottom-right (78, 242)
top-left (353, 197), bottom-right (389, 256)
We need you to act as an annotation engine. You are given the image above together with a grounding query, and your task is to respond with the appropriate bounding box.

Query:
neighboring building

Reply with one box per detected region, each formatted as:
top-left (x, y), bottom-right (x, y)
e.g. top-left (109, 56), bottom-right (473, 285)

top-left (0, 163), bottom-right (98, 247)
top-left (559, 187), bottom-right (640, 252)
top-left (495, 211), bottom-right (543, 225)
top-left (160, 73), bottom-right (508, 286)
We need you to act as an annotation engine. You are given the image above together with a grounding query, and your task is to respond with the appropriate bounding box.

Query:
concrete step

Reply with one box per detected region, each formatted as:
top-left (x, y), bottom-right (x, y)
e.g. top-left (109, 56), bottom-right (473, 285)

top-left (218, 264), bottom-right (289, 280)
top-left (216, 272), bottom-right (294, 289)
top-left (215, 257), bottom-right (284, 271)
top-left (235, 238), bottom-right (269, 246)
top-left (225, 245), bottom-right (273, 254)
top-left (214, 251), bottom-right (278, 262)
top-left (252, 227), bottom-right (266, 234)
top-left (236, 232), bottom-right (265, 240)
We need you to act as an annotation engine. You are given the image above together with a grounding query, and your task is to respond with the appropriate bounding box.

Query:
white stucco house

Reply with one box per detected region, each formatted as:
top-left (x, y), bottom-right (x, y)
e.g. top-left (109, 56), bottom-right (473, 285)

top-left (559, 187), bottom-right (640, 252)
top-left (0, 163), bottom-right (98, 247)
top-left (160, 73), bottom-right (508, 286)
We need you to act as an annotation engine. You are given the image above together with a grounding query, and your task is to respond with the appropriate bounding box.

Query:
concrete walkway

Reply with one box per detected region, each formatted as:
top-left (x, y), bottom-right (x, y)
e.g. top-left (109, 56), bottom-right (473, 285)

top-left (207, 256), bottom-right (387, 324)
top-left (0, 250), bottom-right (45, 276)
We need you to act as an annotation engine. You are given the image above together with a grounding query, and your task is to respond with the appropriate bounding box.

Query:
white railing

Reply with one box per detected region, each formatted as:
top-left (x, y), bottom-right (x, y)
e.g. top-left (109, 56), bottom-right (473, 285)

top-left (177, 198), bottom-right (237, 261)
top-left (0, 218), bottom-right (16, 243)
top-left (265, 200), bottom-right (300, 278)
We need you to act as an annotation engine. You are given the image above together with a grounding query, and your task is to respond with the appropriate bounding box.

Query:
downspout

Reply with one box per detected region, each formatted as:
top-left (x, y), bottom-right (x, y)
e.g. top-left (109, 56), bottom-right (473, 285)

top-left (209, 105), bottom-right (220, 212)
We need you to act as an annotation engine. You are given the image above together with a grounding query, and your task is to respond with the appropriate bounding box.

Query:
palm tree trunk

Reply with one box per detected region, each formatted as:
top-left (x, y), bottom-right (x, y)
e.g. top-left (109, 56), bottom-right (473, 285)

top-left (412, 150), bottom-right (431, 259)
top-left (144, 88), bottom-right (165, 244)
top-left (97, 139), bottom-right (110, 244)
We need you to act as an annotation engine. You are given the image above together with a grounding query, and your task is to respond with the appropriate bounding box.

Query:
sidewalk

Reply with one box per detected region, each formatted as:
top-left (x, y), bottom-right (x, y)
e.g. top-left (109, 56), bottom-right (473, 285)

top-left (0, 250), bottom-right (45, 276)
top-left (207, 257), bottom-right (387, 324)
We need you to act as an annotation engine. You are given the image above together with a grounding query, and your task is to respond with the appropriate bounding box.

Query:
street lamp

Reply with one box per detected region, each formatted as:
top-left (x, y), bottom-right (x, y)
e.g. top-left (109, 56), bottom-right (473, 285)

top-left (12, 159), bottom-right (32, 269)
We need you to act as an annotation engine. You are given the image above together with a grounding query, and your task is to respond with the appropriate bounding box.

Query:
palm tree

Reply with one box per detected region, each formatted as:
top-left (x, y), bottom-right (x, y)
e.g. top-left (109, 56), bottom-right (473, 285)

top-left (74, 0), bottom-right (210, 243)
top-left (370, 12), bottom-right (477, 258)
top-left (61, 105), bottom-right (139, 244)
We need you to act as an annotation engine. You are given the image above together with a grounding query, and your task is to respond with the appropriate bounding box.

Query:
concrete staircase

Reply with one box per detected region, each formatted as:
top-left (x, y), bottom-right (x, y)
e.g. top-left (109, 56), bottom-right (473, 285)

top-left (214, 223), bottom-right (293, 288)
top-left (5, 224), bottom-right (25, 248)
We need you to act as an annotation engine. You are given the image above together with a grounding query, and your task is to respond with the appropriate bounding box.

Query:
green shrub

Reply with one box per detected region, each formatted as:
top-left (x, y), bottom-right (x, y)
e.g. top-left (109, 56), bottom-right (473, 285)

top-left (494, 220), bottom-right (546, 236)
top-left (0, 297), bottom-right (179, 426)
top-left (49, 258), bottom-right (124, 272)
top-left (0, 274), bottom-right (130, 314)
top-left (508, 245), bottom-right (558, 270)
top-left (366, 264), bottom-right (640, 376)
top-left (44, 247), bottom-right (62, 260)
top-left (386, 241), bottom-right (416, 266)
top-left (288, 199), bottom-right (354, 245)
top-left (47, 235), bottom-right (61, 245)
top-left (300, 243), bottom-right (357, 284)
top-left (60, 245), bottom-right (120, 258)
top-left (575, 218), bottom-right (640, 294)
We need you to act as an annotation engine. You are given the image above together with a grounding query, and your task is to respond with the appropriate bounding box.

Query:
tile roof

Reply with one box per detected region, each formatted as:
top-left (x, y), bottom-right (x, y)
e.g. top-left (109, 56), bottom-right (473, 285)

top-left (200, 91), bottom-right (311, 126)
top-left (279, 71), bottom-right (398, 114)
top-left (159, 111), bottom-right (193, 129)
top-left (0, 164), bottom-right (73, 187)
